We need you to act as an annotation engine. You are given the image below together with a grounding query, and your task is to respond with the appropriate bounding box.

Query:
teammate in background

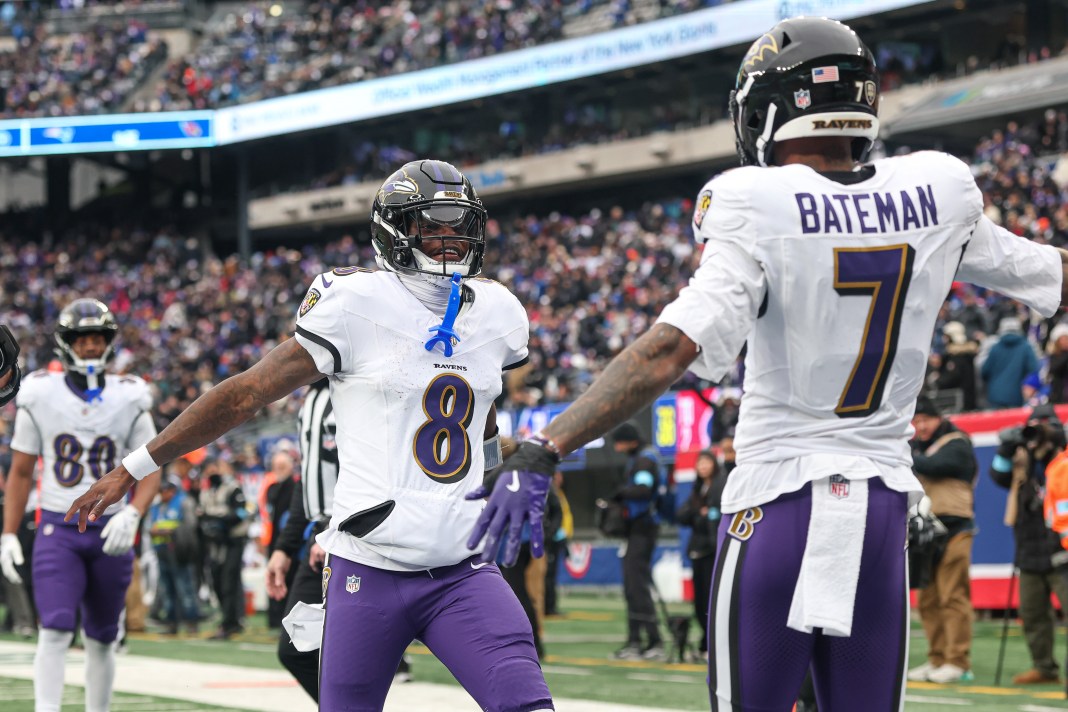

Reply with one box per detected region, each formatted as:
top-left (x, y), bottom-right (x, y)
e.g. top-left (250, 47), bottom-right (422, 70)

top-left (1, 299), bottom-right (160, 712)
top-left (67, 160), bottom-right (553, 712)
top-left (467, 18), bottom-right (1068, 711)
top-left (0, 324), bottom-right (21, 405)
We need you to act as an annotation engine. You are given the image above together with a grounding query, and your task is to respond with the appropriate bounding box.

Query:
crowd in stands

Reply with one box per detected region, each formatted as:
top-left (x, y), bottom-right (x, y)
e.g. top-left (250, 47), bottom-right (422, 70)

top-left (0, 16), bottom-right (167, 116)
top-left (135, 0), bottom-right (569, 112)
top-left (0, 0), bottom-right (1063, 120)
top-left (923, 109), bottom-right (1068, 411)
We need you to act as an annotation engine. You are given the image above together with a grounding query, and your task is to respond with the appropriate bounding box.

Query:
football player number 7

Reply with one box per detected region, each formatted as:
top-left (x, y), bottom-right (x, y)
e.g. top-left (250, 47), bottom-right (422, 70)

top-left (832, 244), bottom-right (916, 418)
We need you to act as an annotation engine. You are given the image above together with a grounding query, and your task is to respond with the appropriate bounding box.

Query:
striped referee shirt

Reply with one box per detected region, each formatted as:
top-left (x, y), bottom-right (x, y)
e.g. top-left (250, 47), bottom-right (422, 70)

top-left (298, 379), bottom-right (337, 522)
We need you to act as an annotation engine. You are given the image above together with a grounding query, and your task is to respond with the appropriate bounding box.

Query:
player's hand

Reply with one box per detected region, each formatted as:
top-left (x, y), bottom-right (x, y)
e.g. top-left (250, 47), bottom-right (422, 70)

top-left (308, 542), bottom-right (326, 572)
top-left (65, 467), bottom-right (137, 532)
top-left (465, 439), bottom-right (557, 566)
top-left (0, 533), bottom-right (24, 584)
top-left (100, 504), bottom-right (141, 556)
top-left (266, 550), bottom-right (292, 601)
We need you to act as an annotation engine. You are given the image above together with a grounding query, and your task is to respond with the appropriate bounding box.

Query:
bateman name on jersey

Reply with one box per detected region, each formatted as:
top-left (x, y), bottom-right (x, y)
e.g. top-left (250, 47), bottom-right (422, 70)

top-left (794, 184), bottom-right (938, 234)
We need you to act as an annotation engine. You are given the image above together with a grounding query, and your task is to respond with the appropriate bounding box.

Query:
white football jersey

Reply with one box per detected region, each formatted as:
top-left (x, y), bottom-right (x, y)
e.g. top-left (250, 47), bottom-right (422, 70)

top-left (294, 268), bottom-right (529, 571)
top-left (11, 371), bottom-right (157, 515)
top-left (659, 151), bottom-right (1062, 513)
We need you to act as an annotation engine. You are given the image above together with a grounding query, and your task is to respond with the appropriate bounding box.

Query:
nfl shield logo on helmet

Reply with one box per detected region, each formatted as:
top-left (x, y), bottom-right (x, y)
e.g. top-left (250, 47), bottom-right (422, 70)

top-left (345, 575), bottom-right (361, 594)
top-left (793, 89), bottom-right (811, 110)
top-left (829, 474), bottom-right (850, 499)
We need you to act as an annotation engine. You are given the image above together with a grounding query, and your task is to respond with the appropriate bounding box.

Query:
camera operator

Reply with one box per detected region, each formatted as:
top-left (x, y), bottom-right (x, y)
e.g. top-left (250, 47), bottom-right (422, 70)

top-left (991, 403), bottom-right (1068, 685)
top-left (907, 397), bottom-right (978, 684)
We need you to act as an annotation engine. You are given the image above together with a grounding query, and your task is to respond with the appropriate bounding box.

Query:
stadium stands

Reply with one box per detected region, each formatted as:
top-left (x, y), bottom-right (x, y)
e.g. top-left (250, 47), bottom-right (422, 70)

top-left (3, 109), bottom-right (1064, 422)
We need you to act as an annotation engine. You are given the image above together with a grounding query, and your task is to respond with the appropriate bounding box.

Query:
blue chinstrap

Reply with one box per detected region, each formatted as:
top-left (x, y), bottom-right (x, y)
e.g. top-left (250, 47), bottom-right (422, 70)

top-left (424, 272), bottom-right (464, 357)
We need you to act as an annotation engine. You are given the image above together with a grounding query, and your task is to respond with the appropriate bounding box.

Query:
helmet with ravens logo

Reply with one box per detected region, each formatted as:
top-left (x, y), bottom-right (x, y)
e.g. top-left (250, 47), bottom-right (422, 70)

top-left (55, 298), bottom-right (118, 389)
top-left (370, 160), bottom-right (487, 279)
top-left (730, 17), bottom-right (879, 167)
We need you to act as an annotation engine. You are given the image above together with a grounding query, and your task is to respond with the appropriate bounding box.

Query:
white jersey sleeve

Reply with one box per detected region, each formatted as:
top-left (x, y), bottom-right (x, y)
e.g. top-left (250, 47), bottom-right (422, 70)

top-left (492, 281), bottom-right (530, 370)
top-left (127, 411), bottom-right (157, 450)
top-left (10, 402), bottom-right (42, 455)
top-left (294, 273), bottom-right (354, 375)
top-left (957, 216), bottom-right (1062, 318)
top-left (122, 377), bottom-right (157, 449)
top-left (657, 172), bottom-right (766, 381)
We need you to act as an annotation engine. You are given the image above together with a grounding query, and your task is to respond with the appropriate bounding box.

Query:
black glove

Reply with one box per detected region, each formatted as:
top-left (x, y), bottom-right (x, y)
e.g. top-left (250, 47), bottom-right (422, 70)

top-left (0, 325), bottom-right (21, 407)
top-left (497, 439), bottom-right (560, 479)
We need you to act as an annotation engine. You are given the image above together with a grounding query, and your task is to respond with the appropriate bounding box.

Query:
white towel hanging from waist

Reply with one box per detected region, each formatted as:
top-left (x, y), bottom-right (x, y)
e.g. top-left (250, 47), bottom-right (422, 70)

top-left (787, 475), bottom-right (868, 637)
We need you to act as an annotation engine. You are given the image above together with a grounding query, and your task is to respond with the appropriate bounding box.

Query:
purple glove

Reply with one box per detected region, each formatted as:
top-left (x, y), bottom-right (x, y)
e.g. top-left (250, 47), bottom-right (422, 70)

top-left (465, 439), bottom-right (558, 566)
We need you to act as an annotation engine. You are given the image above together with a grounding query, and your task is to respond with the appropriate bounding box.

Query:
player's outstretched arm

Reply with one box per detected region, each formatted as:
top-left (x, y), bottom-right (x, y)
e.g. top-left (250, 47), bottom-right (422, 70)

top-left (65, 338), bottom-right (323, 531)
top-left (543, 323), bottom-right (699, 455)
top-left (466, 323), bottom-right (698, 565)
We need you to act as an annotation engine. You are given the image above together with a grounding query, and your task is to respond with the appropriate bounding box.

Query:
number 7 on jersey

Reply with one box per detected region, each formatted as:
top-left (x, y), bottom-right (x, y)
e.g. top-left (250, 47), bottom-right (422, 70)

top-left (833, 244), bottom-right (916, 418)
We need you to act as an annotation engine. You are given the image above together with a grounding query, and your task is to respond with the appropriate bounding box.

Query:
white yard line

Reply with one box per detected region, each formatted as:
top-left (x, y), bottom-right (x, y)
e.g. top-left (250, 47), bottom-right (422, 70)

top-left (0, 641), bottom-right (682, 712)
top-left (904, 694), bottom-right (971, 706)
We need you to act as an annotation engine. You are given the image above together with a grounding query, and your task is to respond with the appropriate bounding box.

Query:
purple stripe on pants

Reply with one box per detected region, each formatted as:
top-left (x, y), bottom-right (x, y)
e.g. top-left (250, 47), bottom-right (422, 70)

top-left (33, 510), bottom-right (133, 643)
top-left (318, 554), bottom-right (552, 712)
top-left (708, 479), bottom-right (908, 712)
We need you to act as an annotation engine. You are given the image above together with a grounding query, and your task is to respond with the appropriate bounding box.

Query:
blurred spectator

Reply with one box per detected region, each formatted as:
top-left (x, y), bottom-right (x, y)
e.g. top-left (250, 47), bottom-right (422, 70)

top-left (990, 404), bottom-right (1068, 685)
top-left (908, 397), bottom-right (977, 684)
top-left (148, 474), bottom-right (200, 634)
top-left (608, 421), bottom-right (664, 661)
top-left (260, 450), bottom-right (297, 628)
top-left (981, 318), bottom-right (1038, 408)
top-left (1046, 322), bottom-right (1068, 404)
top-left (934, 321), bottom-right (978, 411)
top-left (199, 459), bottom-right (250, 640)
top-left (544, 470), bottom-right (571, 618)
top-left (676, 449), bottom-right (726, 662)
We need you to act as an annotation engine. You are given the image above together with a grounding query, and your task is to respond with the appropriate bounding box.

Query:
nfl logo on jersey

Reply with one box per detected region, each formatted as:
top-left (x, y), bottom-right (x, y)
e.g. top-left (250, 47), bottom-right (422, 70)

top-left (828, 475), bottom-right (850, 499)
top-left (793, 89), bottom-right (811, 109)
top-left (346, 575), bottom-right (361, 594)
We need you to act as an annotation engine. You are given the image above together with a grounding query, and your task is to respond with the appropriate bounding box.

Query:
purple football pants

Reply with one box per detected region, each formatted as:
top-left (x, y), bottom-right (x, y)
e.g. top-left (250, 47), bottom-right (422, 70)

top-left (708, 479), bottom-right (909, 712)
top-left (33, 510), bottom-right (133, 643)
top-left (319, 553), bottom-right (553, 712)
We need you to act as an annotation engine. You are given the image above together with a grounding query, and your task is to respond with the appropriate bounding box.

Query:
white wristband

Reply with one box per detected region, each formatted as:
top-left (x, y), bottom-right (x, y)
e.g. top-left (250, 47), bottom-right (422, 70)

top-left (122, 445), bottom-right (159, 481)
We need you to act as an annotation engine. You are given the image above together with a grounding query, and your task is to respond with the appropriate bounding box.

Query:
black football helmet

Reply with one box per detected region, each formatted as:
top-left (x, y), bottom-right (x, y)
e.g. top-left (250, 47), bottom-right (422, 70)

top-left (370, 160), bottom-right (487, 279)
top-left (55, 298), bottom-right (118, 383)
top-left (730, 17), bottom-right (879, 167)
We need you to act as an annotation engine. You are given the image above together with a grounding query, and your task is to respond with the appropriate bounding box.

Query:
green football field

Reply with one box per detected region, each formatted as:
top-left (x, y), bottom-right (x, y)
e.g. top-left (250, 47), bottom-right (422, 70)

top-left (2, 590), bottom-right (1067, 711)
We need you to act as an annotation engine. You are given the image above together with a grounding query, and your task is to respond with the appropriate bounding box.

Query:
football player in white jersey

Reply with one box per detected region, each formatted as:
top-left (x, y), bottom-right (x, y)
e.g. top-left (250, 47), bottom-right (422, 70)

top-left (467, 17), bottom-right (1068, 712)
top-left (1, 299), bottom-right (160, 712)
top-left (67, 160), bottom-right (554, 712)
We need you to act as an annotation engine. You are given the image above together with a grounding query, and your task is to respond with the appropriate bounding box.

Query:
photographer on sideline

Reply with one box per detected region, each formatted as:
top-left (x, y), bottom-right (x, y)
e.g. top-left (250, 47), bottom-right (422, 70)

top-left (991, 403), bottom-right (1068, 684)
top-left (907, 397), bottom-right (978, 684)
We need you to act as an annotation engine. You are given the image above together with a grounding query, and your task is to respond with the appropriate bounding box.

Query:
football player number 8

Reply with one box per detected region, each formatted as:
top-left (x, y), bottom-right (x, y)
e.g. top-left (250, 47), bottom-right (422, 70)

top-left (833, 244), bottom-right (915, 418)
top-left (413, 374), bottom-right (475, 484)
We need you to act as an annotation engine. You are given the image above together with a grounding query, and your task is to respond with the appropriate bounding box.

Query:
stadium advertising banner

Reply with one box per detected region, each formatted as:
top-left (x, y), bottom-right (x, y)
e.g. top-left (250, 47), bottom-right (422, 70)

top-left (0, 112), bottom-right (214, 156)
top-left (215, 0), bottom-right (931, 145)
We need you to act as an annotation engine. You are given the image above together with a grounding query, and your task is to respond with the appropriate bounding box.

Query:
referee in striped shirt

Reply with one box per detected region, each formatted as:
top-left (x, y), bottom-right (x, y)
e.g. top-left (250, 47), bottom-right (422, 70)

top-left (266, 379), bottom-right (411, 700)
top-left (267, 378), bottom-right (338, 700)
